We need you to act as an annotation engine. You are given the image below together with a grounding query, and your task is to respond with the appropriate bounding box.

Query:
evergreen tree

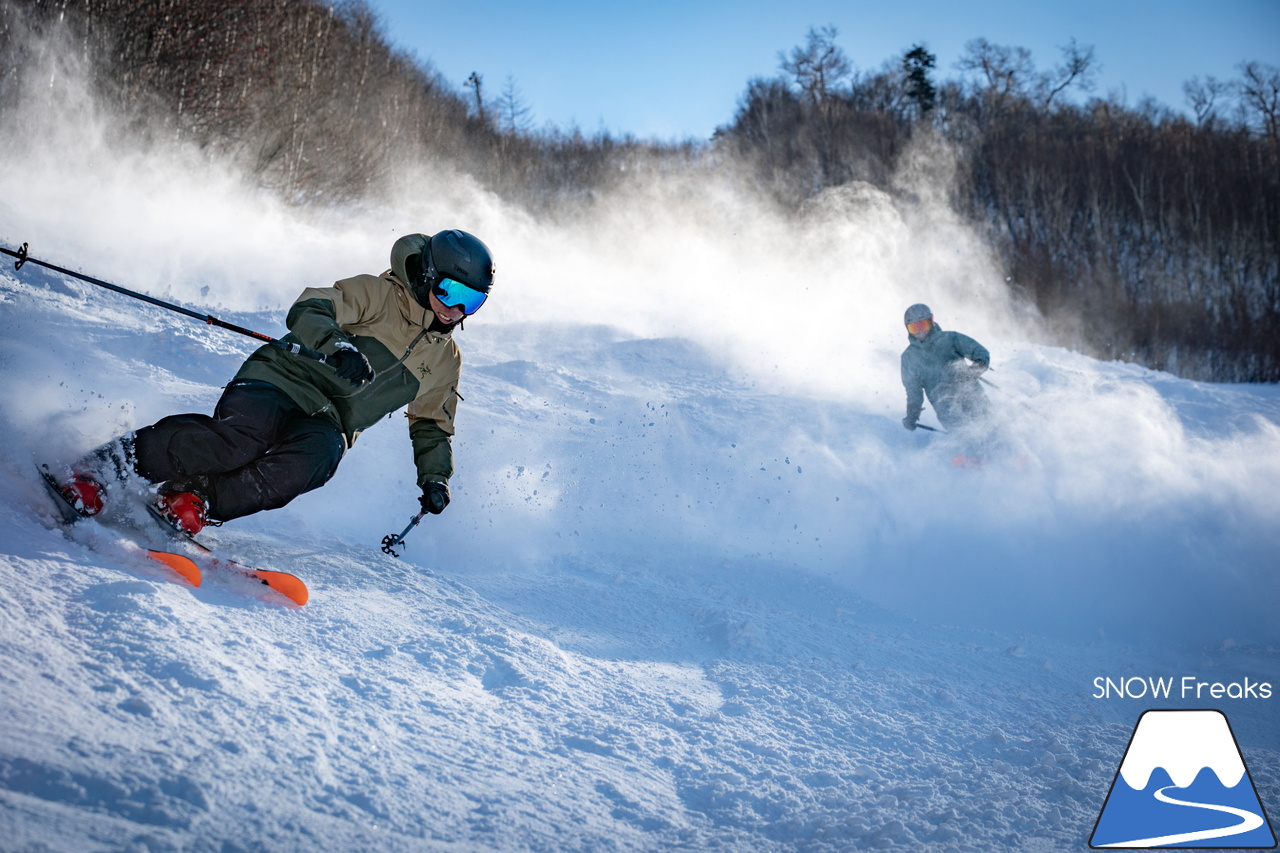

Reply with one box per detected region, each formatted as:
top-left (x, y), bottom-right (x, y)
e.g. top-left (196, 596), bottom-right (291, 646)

top-left (903, 45), bottom-right (937, 115)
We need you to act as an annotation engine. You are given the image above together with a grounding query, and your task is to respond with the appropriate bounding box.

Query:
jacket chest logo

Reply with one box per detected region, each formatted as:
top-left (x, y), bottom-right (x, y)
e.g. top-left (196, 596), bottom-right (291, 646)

top-left (417, 362), bottom-right (433, 378)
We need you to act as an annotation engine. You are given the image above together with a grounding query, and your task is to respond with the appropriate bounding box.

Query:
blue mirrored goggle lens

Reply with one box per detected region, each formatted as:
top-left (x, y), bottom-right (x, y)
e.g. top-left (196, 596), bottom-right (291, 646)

top-left (433, 277), bottom-right (488, 315)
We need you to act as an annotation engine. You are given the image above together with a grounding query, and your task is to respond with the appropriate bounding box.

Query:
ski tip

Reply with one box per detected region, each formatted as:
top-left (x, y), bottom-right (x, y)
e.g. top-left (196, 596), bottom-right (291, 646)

top-left (146, 550), bottom-right (203, 587)
top-left (250, 569), bottom-right (309, 606)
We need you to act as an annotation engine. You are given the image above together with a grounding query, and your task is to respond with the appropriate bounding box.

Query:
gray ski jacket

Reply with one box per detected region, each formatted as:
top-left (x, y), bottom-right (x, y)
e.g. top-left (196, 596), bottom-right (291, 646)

top-left (900, 324), bottom-right (991, 429)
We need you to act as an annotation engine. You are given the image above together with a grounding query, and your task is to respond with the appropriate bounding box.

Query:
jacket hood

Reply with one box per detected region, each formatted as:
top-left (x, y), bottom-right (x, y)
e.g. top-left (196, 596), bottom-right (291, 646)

top-left (390, 233), bottom-right (430, 291)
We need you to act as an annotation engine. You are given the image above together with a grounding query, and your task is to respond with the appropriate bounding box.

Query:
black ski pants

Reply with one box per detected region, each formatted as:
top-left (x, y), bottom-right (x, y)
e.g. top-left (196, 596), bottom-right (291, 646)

top-left (132, 381), bottom-right (345, 522)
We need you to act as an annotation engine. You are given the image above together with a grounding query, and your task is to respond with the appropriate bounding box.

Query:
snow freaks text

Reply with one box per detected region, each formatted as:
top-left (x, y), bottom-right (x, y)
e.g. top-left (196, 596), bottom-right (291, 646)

top-left (1092, 676), bottom-right (1273, 701)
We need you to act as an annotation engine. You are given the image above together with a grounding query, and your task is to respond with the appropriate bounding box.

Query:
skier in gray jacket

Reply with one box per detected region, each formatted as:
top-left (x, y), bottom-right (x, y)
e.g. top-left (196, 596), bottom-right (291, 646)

top-left (900, 303), bottom-right (992, 432)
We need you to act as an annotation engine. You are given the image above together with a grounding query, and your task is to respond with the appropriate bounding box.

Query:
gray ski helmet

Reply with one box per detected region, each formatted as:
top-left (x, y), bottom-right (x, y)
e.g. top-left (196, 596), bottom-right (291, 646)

top-left (390, 230), bottom-right (495, 312)
top-left (904, 303), bottom-right (933, 325)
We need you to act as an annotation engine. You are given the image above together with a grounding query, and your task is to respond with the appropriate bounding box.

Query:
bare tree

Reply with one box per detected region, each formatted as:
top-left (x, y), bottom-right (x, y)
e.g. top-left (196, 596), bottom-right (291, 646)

top-left (1041, 37), bottom-right (1096, 107)
top-left (956, 37), bottom-right (1036, 106)
top-left (496, 74), bottom-right (533, 134)
top-left (780, 25), bottom-right (851, 106)
top-left (1183, 75), bottom-right (1230, 127)
top-left (776, 25), bottom-right (854, 188)
top-left (1237, 61), bottom-right (1280, 140)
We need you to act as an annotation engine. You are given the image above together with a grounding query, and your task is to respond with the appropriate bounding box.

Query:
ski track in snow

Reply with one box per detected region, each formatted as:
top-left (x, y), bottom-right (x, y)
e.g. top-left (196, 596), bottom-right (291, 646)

top-left (1, 267), bottom-right (1278, 852)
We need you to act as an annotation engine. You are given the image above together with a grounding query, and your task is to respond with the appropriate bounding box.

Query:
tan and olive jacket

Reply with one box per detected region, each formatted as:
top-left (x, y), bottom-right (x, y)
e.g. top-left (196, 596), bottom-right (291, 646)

top-left (233, 271), bottom-right (460, 488)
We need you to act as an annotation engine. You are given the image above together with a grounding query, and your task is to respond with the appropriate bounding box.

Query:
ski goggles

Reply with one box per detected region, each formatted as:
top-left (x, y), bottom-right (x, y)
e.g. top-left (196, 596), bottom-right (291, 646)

top-left (432, 276), bottom-right (488, 315)
top-left (906, 317), bottom-right (933, 336)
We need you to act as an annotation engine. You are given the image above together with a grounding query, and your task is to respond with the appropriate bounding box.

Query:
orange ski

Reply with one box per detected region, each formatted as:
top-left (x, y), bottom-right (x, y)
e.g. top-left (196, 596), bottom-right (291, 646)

top-left (236, 565), bottom-right (309, 606)
top-left (145, 550), bottom-right (203, 587)
top-left (146, 548), bottom-right (307, 605)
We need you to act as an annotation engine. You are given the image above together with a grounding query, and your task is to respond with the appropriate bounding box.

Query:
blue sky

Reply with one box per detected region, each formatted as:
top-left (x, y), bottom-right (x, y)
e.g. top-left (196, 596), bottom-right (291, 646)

top-left (370, 1), bottom-right (1280, 140)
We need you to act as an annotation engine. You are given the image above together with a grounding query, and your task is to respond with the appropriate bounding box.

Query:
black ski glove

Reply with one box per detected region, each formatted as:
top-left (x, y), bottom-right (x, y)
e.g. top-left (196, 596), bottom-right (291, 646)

top-left (329, 343), bottom-right (374, 386)
top-left (420, 480), bottom-right (450, 515)
top-left (967, 360), bottom-right (990, 379)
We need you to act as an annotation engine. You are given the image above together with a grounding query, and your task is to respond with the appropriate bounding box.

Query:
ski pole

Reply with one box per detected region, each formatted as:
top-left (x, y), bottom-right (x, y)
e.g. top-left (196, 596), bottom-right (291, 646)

top-left (2, 241), bottom-right (329, 365)
top-left (978, 373), bottom-right (1046, 417)
top-left (915, 423), bottom-right (943, 433)
top-left (381, 512), bottom-right (425, 558)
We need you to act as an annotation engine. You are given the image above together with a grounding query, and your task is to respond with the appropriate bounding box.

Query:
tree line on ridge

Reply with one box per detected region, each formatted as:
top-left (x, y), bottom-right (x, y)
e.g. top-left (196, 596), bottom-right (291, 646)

top-left (1, 1), bottom-right (1276, 380)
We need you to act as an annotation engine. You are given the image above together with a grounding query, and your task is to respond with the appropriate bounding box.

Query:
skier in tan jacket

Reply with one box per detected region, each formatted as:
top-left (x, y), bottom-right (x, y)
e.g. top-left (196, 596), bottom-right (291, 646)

top-left (53, 230), bottom-right (494, 535)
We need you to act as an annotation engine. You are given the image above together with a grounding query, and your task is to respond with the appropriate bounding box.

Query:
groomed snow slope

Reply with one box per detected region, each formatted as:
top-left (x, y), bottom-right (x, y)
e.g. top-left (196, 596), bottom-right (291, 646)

top-left (0, 262), bottom-right (1277, 852)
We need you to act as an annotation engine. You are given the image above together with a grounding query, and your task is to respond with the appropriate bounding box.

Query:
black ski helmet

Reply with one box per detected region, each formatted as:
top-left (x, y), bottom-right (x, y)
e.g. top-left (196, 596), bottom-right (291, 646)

top-left (390, 230), bottom-right (495, 313)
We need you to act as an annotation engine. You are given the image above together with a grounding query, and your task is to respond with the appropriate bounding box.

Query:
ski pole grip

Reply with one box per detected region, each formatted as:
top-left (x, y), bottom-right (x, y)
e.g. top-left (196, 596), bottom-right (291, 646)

top-left (273, 340), bottom-right (329, 364)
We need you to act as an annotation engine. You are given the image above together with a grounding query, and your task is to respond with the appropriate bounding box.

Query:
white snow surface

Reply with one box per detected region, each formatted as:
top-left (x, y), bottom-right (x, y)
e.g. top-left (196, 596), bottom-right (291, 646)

top-left (0, 60), bottom-right (1279, 848)
top-left (1, 255), bottom-right (1278, 853)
